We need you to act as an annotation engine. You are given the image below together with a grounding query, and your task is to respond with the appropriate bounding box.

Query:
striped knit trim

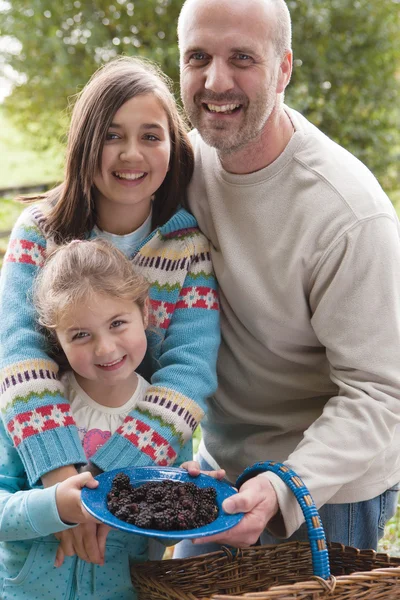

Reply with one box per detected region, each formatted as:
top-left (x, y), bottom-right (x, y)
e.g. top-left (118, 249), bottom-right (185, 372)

top-left (134, 252), bottom-right (191, 273)
top-left (116, 417), bottom-right (177, 466)
top-left (7, 403), bottom-right (74, 447)
top-left (1, 359), bottom-right (59, 395)
top-left (140, 386), bottom-right (204, 436)
top-left (29, 204), bottom-right (50, 233)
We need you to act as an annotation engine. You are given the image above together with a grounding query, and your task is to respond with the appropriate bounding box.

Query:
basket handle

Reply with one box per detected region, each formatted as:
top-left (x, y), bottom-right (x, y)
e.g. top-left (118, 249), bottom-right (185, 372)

top-left (236, 461), bottom-right (331, 580)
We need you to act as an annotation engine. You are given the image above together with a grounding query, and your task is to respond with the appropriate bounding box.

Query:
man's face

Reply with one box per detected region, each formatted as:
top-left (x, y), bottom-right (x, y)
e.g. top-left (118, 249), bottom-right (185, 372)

top-left (179, 0), bottom-right (282, 155)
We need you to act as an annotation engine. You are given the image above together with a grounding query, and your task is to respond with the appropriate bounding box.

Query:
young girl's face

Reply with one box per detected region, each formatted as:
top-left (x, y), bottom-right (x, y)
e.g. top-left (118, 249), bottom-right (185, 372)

top-left (93, 94), bottom-right (171, 232)
top-left (56, 292), bottom-right (148, 388)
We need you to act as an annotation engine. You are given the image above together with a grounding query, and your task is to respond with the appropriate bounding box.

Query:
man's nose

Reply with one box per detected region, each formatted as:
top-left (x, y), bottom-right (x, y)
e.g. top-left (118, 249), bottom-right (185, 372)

top-left (204, 59), bottom-right (234, 94)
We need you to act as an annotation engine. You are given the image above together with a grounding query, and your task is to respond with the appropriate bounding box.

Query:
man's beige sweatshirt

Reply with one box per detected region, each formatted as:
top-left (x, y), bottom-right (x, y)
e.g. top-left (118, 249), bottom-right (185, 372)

top-left (188, 107), bottom-right (400, 537)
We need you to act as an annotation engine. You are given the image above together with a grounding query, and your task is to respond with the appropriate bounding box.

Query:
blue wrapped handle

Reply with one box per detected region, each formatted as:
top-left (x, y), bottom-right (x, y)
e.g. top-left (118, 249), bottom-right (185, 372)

top-left (236, 461), bottom-right (331, 580)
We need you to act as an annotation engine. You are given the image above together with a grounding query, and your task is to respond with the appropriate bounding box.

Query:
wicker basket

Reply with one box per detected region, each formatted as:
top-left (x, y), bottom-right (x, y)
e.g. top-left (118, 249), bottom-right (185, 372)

top-left (131, 461), bottom-right (400, 599)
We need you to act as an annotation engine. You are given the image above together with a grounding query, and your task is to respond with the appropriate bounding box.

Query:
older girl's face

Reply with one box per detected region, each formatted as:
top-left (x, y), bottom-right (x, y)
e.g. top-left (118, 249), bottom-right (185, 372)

top-left (93, 94), bottom-right (171, 234)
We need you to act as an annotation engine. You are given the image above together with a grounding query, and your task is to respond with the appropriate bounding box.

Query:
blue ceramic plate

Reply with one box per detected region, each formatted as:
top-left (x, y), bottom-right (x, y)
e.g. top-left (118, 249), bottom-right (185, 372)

top-left (81, 466), bottom-right (244, 539)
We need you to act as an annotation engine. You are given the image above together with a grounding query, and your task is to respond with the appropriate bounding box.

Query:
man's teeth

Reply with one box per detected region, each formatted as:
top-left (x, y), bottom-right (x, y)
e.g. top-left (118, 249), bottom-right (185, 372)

top-left (114, 172), bottom-right (145, 180)
top-left (207, 103), bottom-right (240, 113)
top-left (99, 358), bottom-right (122, 367)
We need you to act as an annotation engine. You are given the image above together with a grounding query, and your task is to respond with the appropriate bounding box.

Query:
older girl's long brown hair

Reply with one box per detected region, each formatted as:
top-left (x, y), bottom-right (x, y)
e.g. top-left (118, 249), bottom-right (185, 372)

top-left (26, 57), bottom-right (194, 243)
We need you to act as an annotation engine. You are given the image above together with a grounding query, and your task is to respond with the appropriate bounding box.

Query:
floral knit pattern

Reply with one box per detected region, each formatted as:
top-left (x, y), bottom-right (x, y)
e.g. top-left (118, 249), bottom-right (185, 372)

top-left (0, 205), bottom-right (220, 484)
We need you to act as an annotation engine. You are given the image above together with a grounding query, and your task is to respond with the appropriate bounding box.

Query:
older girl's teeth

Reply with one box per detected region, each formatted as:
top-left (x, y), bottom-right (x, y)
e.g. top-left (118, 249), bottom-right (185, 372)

top-left (114, 172), bottom-right (145, 180)
top-left (207, 104), bottom-right (240, 113)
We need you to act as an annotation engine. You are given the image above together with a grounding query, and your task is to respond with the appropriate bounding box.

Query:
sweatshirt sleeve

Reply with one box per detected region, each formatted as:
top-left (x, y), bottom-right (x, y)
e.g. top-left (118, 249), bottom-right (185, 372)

top-left (0, 422), bottom-right (75, 541)
top-left (264, 214), bottom-right (400, 538)
top-left (0, 207), bottom-right (86, 485)
top-left (92, 231), bottom-right (220, 471)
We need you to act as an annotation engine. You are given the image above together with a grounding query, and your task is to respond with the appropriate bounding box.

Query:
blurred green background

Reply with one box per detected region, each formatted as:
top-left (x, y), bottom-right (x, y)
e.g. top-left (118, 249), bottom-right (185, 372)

top-left (0, 0), bottom-right (399, 555)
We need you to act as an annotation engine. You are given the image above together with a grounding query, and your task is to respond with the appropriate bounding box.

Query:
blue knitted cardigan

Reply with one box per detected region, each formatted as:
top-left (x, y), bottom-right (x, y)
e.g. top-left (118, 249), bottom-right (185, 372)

top-left (0, 204), bottom-right (220, 484)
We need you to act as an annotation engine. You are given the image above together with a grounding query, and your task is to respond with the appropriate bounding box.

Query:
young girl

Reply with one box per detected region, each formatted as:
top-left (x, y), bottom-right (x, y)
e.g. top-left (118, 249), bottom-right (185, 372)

top-left (0, 239), bottom-right (161, 599)
top-left (0, 57), bottom-right (220, 570)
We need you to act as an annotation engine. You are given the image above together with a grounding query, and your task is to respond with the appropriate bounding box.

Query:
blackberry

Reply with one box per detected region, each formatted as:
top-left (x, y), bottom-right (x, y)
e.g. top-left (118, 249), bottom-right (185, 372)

top-left (106, 473), bottom-right (219, 531)
top-left (134, 512), bottom-right (154, 528)
top-left (112, 472), bottom-right (131, 490)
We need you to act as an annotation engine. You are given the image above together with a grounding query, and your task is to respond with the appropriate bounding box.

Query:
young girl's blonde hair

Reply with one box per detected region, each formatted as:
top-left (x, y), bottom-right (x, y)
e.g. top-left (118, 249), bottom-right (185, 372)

top-left (34, 239), bottom-right (149, 339)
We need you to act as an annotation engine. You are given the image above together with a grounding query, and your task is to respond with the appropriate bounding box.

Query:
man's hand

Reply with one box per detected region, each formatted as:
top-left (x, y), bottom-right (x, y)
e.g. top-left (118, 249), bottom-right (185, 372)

top-left (181, 460), bottom-right (226, 481)
top-left (193, 474), bottom-right (279, 547)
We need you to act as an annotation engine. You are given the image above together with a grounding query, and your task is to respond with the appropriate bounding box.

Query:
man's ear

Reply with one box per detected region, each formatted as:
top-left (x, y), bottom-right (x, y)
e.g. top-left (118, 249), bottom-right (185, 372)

top-left (142, 297), bottom-right (150, 329)
top-left (277, 50), bottom-right (293, 94)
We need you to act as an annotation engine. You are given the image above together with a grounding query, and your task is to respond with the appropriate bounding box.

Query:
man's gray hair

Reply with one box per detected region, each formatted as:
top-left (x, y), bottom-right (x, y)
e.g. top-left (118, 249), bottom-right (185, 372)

top-left (178, 0), bottom-right (292, 60)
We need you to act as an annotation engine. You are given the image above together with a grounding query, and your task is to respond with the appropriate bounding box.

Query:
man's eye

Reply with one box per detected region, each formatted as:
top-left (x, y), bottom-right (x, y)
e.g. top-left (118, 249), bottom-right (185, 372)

top-left (189, 52), bottom-right (208, 63)
top-left (235, 54), bottom-right (251, 61)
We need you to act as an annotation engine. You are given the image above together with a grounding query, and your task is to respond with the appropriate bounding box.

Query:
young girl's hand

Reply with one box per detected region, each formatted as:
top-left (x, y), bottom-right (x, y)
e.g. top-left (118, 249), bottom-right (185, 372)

top-left (180, 460), bottom-right (226, 481)
top-left (55, 471), bottom-right (99, 524)
top-left (54, 472), bottom-right (111, 566)
top-left (54, 523), bottom-right (111, 567)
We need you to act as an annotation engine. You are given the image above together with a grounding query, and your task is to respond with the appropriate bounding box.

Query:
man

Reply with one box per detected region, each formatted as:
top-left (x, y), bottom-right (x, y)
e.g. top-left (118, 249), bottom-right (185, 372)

top-left (176, 0), bottom-right (400, 554)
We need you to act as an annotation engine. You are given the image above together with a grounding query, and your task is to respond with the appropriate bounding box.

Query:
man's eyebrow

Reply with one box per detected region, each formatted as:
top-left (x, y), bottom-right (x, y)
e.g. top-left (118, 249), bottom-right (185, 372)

top-left (183, 46), bottom-right (205, 56)
top-left (231, 47), bottom-right (260, 58)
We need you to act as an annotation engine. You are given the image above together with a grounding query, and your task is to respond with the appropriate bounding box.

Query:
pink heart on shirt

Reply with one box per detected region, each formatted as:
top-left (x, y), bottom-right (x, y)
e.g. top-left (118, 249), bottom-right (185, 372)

top-left (83, 428), bottom-right (111, 459)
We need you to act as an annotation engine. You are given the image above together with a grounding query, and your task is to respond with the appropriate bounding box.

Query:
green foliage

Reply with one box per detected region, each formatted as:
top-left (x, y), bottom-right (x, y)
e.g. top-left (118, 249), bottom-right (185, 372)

top-left (0, 109), bottom-right (63, 187)
top-left (0, 0), bottom-right (183, 148)
top-left (286, 0), bottom-right (400, 189)
top-left (0, 0), bottom-right (399, 188)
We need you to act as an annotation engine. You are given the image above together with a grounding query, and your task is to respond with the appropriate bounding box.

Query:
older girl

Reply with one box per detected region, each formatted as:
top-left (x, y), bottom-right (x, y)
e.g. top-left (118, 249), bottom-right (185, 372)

top-left (0, 57), bottom-right (219, 570)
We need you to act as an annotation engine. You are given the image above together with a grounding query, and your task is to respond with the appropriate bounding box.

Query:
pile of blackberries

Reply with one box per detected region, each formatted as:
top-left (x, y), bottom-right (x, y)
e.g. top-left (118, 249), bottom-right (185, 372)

top-left (107, 472), bottom-right (218, 531)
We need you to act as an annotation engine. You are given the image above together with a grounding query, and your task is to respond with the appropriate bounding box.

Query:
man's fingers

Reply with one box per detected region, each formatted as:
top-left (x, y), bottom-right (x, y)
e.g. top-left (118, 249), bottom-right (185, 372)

top-left (222, 488), bottom-right (263, 514)
top-left (200, 468), bottom-right (226, 480)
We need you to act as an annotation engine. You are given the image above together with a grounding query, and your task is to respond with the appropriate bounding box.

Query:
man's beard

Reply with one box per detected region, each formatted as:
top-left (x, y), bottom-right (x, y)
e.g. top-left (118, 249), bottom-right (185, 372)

top-left (184, 83), bottom-right (278, 155)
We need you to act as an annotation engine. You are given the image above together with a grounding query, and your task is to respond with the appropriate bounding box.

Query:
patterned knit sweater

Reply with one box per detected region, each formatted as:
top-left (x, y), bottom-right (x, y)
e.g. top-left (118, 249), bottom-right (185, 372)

top-left (0, 204), bottom-right (220, 485)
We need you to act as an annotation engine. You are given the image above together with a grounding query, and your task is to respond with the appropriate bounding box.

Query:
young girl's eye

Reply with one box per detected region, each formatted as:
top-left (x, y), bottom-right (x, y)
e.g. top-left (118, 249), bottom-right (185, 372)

top-left (111, 320), bottom-right (125, 329)
top-left (72, 331), bottom-right (89, 341)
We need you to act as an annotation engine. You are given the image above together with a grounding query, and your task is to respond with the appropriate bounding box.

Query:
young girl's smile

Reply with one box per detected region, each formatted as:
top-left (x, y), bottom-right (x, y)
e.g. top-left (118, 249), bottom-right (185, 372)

top-left (56, 293), bottom-right (148, 406)
top-left (94, 94), bottom-right (171, 234)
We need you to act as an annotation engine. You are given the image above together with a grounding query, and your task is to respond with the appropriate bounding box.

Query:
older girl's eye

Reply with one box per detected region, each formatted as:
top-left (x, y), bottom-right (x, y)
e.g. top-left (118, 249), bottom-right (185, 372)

top-left (105, 132), bottom-right (119, 141)
top-left (144, 134), bottom-right (159, 142)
